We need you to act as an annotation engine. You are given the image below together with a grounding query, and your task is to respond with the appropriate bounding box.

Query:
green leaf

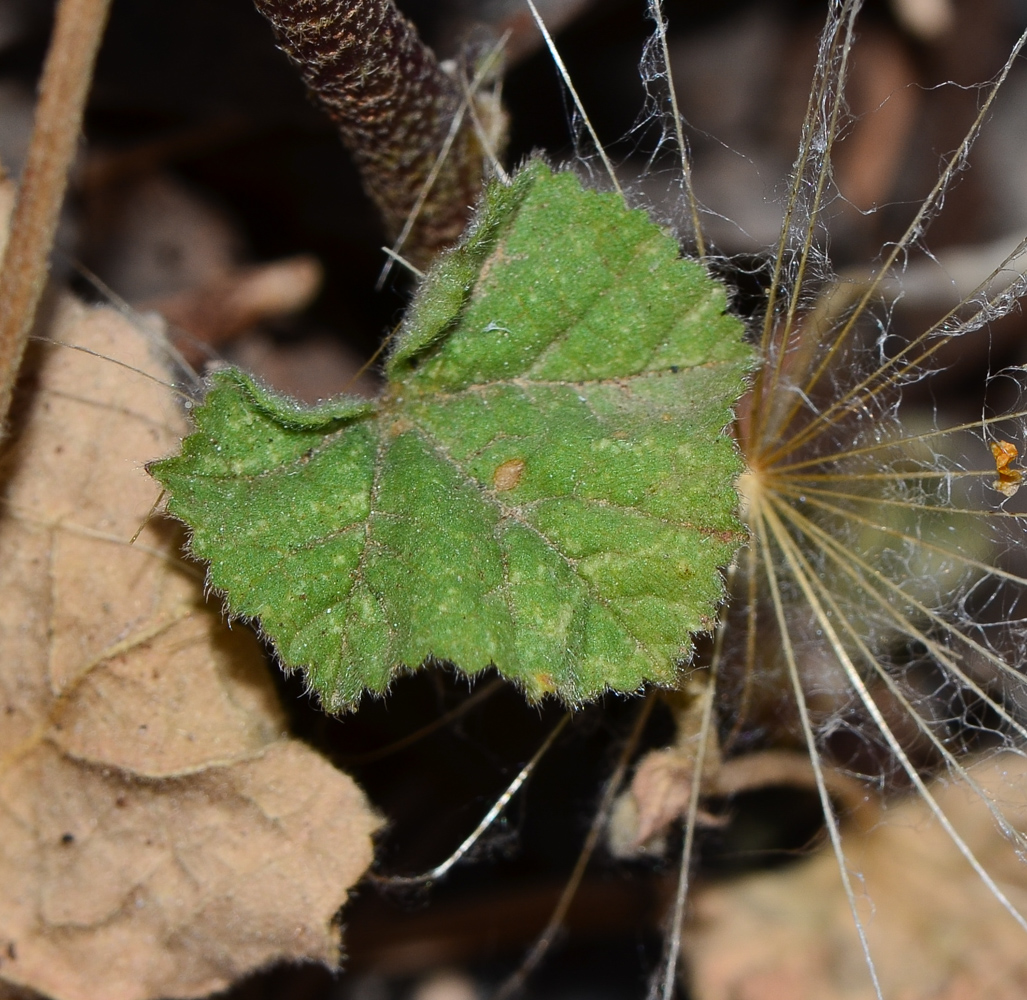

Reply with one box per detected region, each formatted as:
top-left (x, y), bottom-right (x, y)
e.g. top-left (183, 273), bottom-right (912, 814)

top-left (151, 161), bottom-right (755, 709)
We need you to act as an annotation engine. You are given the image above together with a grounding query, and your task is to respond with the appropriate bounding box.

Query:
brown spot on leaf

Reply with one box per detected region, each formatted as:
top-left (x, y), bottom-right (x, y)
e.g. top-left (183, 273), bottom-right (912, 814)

top-left (493, 458), bottom-right (526, 492)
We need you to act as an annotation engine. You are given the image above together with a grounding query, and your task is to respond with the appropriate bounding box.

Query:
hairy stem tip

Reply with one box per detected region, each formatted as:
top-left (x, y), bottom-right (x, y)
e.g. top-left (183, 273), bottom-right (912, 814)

top-left (252, 0), bottom-right (497, 267)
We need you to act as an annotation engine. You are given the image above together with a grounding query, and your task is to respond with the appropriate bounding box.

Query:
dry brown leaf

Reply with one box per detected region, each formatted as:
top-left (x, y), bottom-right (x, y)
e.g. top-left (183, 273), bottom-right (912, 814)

top-left (147, 254), bottom-right (324, 367)
top-left (684, 754), bottom-right (1027, 1000)
top-left (629, 750), bottom-right (700, 846)
top-left (0, 288), bottom-right (381, 1000)
top-left (613, 746), bottom-right (867, 857)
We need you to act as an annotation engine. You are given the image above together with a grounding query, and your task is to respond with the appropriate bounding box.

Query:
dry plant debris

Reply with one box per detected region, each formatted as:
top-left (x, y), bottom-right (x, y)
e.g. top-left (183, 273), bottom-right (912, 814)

top-left (81, 173), bottom-right (329, 373)
top-left (683, 754), bottom-right (1027, 1000)
top-left (438, 0), bottom-right (599, 65)
top-left (147, 253), bottom-right (324, 367)
top-left (0, 276), bottom-right (380, 1000)
top-left (611, 746), bottom-right (868, 855)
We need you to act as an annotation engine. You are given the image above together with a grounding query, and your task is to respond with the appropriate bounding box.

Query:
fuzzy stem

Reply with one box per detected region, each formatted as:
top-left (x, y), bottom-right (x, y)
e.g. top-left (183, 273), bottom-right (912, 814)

top-left (252, 0), bottom-right (488, 266)
top-left (0, 0), bottom-right (113, 432)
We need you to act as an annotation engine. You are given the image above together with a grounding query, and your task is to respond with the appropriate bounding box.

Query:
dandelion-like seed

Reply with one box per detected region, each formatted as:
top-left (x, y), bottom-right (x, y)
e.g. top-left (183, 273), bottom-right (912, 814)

top-left (630, 2), bottom-right (1027, 995)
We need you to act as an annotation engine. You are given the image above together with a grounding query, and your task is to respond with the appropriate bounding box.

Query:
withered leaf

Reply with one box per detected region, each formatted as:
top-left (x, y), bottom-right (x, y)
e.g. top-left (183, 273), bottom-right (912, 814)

top-left (683, 754), bottom-right (1027, 1000)
top-left (0, 293), bottom-right (380, 1000)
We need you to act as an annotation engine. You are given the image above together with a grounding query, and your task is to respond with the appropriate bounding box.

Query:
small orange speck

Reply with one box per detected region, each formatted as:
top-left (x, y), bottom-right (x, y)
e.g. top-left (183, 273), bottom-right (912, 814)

top-left (532, 672), bottom-right (556, 693)
top-left (991, 440), bottom-right (1022, 497)
top-left (493, 457), bottom-right (526, 491)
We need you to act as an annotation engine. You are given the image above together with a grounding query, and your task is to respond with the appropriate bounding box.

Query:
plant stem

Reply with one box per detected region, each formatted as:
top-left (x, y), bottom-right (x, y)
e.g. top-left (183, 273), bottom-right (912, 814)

top-left (0, 0), bottom-right (113, 432)
top-left (252, 0), bottom-right (490, 267)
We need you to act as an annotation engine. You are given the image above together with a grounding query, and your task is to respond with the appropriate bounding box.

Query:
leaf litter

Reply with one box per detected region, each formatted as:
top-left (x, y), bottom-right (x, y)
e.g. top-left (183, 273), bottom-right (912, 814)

top-left (0, 214), bottom-right (380, 999)
top-left (10, 0), bottom-right (1027, 997)
top-left (683, 754), bottom-right (1027, 1000)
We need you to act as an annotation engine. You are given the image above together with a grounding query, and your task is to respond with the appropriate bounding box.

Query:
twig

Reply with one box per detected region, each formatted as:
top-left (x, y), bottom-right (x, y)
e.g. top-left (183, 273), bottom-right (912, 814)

top-left (0, 0), bottom-right (113, 431)
top-left (492, 695), bottom-right (656, 1000)
top-left (370, 713), bottom-right (571, 886)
